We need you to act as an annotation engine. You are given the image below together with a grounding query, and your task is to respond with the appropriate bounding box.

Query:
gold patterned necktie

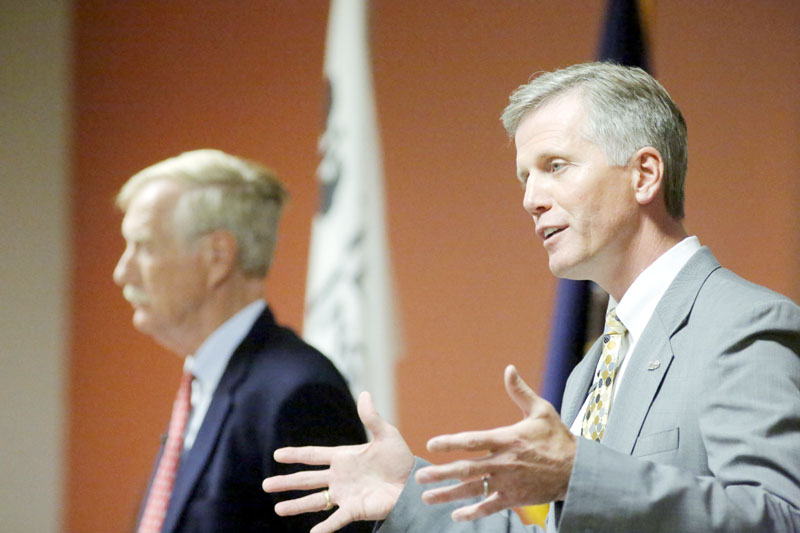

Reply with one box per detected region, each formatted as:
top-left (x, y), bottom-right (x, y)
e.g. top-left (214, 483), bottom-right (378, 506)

top-left (581, 308), bottom-right (627, 442)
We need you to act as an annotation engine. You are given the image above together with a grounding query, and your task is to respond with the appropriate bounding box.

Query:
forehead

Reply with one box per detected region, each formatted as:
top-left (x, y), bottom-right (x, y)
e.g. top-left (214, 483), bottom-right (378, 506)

top-left (513, 95), bottom-right (593, 176)
top-left (121, 179), bottom-right (184, 238)
top-left (514, 94), bottom-right (588, 150)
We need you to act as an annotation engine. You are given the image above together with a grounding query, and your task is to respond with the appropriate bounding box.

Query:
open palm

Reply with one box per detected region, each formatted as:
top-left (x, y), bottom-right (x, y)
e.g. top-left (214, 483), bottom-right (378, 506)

top-left (263, 392), bottom-right (415, 533)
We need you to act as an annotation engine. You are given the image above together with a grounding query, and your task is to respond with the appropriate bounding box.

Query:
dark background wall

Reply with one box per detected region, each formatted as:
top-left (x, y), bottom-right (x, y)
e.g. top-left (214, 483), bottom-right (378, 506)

top-left (65, 1), bottom-right (799, 531)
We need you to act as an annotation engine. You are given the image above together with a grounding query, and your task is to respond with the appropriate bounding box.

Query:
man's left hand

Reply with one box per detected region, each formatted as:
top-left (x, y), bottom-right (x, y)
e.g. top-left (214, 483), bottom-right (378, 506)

top-left (416, 364), bottom-right (576, 522)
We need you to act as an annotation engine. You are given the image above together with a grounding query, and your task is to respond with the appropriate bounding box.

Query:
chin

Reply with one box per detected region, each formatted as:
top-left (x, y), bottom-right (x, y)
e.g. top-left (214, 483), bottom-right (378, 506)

top-left (132, 312), bottom-right (156, 336)
top-left (548, 257), bottom-right (588, 281)
top-left (548, 257), bottom-right (574, 279)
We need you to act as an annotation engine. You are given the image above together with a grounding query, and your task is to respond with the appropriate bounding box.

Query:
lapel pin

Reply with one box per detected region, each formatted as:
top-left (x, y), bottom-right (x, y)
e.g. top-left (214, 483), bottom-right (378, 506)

top-left (647, 360), bottom-right (660, 371)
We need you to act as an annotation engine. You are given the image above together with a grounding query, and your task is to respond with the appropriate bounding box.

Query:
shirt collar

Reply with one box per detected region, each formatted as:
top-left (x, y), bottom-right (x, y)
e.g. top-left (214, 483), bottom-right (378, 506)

top-left (184, 299), bottom-right (267, 390)
top-left (611, 236), bottom-right (701, 343)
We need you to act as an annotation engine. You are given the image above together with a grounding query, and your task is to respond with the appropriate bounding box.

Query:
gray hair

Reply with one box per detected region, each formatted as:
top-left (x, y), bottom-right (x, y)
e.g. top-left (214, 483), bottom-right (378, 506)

top-left (501, 62), bottom-right (688, 219)
top-left (116, 149), bottom-right (289, 277)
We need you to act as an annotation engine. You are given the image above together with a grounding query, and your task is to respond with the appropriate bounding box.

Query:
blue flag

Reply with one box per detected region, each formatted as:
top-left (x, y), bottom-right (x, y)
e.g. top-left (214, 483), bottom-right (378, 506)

top-left (599, 0), bottom-right (651, 70)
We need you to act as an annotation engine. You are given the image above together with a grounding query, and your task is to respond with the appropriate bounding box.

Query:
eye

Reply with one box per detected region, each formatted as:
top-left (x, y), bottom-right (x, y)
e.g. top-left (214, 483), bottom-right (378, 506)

top-left (516, 171), bottom-right (529, 189)
top-left (129, 238), bottom-right (153, 255)
top-left (549, 160), bottom-right (568, 173)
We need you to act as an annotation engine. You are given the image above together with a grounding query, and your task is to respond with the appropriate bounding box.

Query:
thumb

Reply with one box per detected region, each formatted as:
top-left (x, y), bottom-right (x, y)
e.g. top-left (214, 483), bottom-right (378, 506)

top-left (504, 364), bottom-right (538, 417)
top-left (357, 391), bottom-right (392, 439)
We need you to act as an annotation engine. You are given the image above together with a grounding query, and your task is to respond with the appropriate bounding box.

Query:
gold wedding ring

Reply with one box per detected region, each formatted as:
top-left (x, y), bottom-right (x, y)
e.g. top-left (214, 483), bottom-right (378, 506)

top-left (482, 476), bottom-right (489, 499)
top-left (322, 489), bottom-right (334, 511)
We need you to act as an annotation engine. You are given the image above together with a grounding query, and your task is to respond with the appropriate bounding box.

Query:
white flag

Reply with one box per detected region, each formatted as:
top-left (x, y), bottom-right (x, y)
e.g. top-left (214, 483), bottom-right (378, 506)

top-left (303, 0), bottom-right (399, 423)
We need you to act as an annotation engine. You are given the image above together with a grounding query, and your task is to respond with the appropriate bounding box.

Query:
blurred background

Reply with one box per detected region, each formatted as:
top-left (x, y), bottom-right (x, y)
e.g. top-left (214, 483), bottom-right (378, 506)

top-left (2, 1), bottom-right (798, 531)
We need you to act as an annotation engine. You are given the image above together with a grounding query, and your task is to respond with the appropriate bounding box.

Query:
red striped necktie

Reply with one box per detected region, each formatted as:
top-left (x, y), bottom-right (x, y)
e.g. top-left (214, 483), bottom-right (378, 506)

top-left (138, 371), bottom-right (193, 533)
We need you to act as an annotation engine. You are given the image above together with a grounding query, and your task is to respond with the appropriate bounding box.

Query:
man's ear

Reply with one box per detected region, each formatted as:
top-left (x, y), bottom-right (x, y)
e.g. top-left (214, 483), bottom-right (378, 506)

top-left (631, 147), bottom-right (664, 207)
top-left (202, 230), bottom-right (238, 288)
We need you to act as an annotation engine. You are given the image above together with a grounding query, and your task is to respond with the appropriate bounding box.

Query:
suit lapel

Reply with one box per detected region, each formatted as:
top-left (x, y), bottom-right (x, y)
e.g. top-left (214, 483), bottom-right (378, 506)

top-left (161, 308), bottom-right (276, 533)
top-left (602, 247), bottom-right (721, 453)
top-left (601, 319), bottom-right (673, 453)
top-left (561, 336), bottom-right (603, 426)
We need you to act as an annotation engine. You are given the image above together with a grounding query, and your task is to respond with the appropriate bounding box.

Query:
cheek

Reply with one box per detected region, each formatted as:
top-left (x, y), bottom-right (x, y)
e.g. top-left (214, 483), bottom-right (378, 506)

top-left (141, 250), bottom-right (206, 298)
top-left (141, 262), bottom-right (167, 290)
top-left (568, 202), bottom-right (614, 252)
top-left (140, 262), bottom-right (185, 303)
top-left (589, 205), bottom-right (637, 252)
top-left (167, 260), bottom-right (208, 300)
top-left (561, 191), bottom-right (596, 232)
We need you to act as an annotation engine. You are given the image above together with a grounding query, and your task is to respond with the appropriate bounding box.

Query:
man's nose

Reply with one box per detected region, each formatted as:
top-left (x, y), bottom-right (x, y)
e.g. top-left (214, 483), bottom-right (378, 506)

top-left (522, 175), bottom-right (551, 216)
top-left (113, 248), bottom-right (130, 286)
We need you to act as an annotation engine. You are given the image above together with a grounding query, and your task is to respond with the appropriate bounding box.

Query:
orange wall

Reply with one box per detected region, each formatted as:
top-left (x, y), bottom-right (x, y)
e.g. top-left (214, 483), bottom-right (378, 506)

top-left (69, 1), bottom-right (800, 531)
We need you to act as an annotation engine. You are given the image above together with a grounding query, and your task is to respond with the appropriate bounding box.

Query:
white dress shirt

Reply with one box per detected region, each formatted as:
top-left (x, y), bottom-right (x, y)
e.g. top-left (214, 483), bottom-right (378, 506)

top-left (569, 236), bottom-right (702, 435)
top-left (182, 299), bottom-right (267, 450)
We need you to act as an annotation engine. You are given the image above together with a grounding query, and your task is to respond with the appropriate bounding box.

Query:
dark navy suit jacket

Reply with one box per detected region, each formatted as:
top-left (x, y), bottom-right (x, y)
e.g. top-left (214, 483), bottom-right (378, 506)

top-left (143, 307), bottom-right (371, 532)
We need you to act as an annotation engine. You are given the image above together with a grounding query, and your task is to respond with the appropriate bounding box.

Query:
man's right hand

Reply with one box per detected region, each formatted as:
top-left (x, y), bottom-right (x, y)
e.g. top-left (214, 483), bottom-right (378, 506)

top-left (262, 391), bottom-right (414, 533)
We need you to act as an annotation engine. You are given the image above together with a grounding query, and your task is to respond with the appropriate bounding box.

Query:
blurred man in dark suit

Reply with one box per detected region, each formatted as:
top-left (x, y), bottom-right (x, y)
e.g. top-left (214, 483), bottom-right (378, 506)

top-left (114, 148), bottom-right (371, 532)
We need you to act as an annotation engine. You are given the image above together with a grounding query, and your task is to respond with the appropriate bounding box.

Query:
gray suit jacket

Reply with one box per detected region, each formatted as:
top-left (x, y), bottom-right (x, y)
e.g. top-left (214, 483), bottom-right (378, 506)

top-left (379, 248), bottom-right (800, 532)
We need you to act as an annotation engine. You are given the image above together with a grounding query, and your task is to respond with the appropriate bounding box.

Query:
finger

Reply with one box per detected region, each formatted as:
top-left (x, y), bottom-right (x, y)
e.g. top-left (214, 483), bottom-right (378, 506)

top-left (262, 469), bottom-right (328, 493)
top-left (504, 364), bottom-right (538, 417)
top-left (274, 444), bottom-right (354, 466)
top-left (450, 492), bottom-right (508, 522)
top-left (310, 509), bottom-right (354, 533)
top-left (421, 477), bottom-right (484, 505)
top-left (357, 391), bottom-right (393, 439)
top-left (273, 490), bottom-right (330, 516)
top-left (415, 456), bottom-right (492, 484)
top-left (426, 427), bottom-right (508, 454)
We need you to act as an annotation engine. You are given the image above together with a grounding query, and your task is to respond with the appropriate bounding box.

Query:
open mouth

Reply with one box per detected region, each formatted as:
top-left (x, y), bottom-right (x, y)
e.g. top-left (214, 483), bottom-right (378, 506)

top-left (544, 227), bottom-right (565, 240)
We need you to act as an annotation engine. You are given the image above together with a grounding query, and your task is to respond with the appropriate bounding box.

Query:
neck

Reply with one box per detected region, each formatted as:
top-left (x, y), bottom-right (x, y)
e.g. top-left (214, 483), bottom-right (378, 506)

top-left (603, 217), bottom-right (687, 302)
top-left (164, 276), bottom-right (265, 355)
top-left (206, 277), bottom-right (265, 331)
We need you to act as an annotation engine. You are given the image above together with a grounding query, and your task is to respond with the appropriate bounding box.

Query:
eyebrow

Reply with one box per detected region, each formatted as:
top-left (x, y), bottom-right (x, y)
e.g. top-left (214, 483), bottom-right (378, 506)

top-left (120, 221), bottom-right (151, 242)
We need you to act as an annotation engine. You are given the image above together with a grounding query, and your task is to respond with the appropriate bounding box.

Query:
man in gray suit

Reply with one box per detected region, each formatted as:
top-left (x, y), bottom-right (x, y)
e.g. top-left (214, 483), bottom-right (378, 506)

top-left (262, 62), bottom-right (800, 532)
